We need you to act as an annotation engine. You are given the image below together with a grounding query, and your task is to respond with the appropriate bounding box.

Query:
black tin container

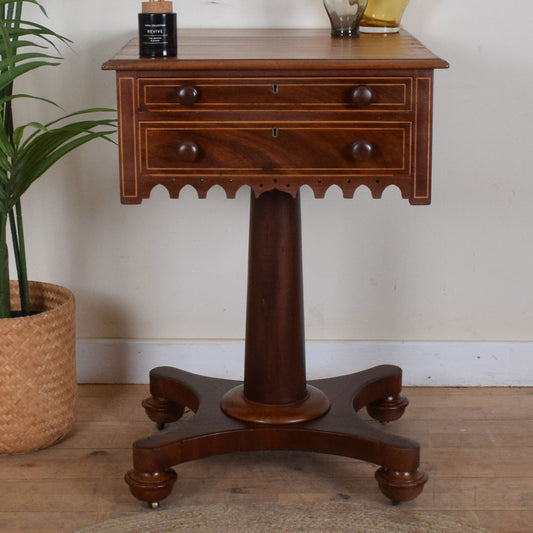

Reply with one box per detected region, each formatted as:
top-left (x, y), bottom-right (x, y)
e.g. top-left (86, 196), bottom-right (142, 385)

top-left (138, 12), bottom-right (177, 57)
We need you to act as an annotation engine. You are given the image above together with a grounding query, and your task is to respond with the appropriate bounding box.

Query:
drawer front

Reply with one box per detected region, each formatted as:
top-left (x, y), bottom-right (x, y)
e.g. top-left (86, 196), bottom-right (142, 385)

top-left (139, 77), bottom-right (412, 112)
top-left (140, 122), bottom-right (411, 176)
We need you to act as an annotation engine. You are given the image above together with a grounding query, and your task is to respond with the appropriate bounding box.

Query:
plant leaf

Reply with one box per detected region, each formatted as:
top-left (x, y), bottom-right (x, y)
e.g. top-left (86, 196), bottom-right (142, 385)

top-left (0, 51), bottom-right (61, 71)
top-left (0, 123), bottom-right (14, 157)
top-left (8, 119), bottom-right (116, 205)
top-left (0, 59), bottom-right (60, 92)
top-left (0, 92), bottom-right (61, 109)
top-left (0, 0), bottom-right (46, 16)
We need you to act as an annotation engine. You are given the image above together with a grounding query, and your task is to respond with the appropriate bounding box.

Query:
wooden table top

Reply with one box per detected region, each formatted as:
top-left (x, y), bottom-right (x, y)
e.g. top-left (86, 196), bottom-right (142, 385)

top-left (103, 28), bottom-right (449, 72)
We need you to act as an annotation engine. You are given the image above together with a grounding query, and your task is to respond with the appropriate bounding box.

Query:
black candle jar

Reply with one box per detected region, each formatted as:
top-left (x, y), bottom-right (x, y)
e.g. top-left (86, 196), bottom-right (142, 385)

top-left (139, 1), bottom-right (177, 58)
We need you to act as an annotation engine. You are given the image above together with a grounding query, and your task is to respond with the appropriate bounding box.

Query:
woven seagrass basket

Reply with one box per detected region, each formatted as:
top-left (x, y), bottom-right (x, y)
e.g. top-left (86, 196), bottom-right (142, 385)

top-left (0, 281), bottom-right (77, 454)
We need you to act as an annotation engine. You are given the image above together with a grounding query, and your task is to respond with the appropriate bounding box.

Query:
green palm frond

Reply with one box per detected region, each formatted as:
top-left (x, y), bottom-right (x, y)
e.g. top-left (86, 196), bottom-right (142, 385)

top-left (8, 116), bottom-right (116, 205)
top-left (0, 0), bottom-right (117, 318)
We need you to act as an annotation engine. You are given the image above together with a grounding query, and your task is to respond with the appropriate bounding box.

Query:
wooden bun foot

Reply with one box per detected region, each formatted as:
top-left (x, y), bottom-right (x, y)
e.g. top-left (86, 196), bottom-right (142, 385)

top-left (142, 396), bottom-right (185, 427)
top-left (125, 468), bottom-right (177, 504)
top-left (375, 467), bottom-right (428, 503)
top-left (367, 393), bottom-right (409, 423)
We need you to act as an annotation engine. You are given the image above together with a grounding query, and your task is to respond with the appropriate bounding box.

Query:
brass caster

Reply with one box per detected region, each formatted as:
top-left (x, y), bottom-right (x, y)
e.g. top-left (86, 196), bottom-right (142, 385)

top-left (149, 501), bottom-right (160, 510)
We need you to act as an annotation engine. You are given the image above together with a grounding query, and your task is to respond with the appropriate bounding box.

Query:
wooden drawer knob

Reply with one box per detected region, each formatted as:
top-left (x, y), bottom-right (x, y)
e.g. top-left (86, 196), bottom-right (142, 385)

top-left (177, 141), bottom-right (200, 162)
top-left (351, 139), bottom-right (374, 161)
top-left (350, 85), bottom-right (373, 107)
top-left (177, 85), bottom-right (199, 105)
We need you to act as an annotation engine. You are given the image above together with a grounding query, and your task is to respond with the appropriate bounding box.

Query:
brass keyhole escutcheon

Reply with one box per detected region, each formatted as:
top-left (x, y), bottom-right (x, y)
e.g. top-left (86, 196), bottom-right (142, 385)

top-left (272, 127), bottom-right (279, 138)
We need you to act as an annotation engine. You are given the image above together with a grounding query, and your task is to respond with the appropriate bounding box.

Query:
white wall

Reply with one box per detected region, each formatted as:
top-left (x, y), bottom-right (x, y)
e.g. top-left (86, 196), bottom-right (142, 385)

top-left (10, 1), bottom-right (533, 383)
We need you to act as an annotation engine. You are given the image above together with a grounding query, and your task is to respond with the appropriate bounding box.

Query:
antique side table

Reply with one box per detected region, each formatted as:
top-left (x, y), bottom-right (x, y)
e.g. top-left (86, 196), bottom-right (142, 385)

top-left (103, 29), bottom-right (447, 507)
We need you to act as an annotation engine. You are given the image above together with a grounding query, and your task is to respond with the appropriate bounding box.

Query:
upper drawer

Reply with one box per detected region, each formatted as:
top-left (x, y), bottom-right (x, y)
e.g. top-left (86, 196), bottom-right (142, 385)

top-left (138, 77), bottom-right (412, 112)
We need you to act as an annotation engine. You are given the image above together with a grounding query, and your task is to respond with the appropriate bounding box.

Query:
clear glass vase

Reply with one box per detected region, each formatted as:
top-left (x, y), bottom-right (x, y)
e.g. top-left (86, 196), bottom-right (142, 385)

top-left (323, 0), bottom-right (368, 37)
top-left (360, 0), bottom-right (410, 33)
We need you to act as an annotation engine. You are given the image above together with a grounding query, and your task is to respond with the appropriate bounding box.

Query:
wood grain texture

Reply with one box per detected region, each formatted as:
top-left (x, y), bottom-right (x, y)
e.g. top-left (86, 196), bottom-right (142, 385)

top-left (0, 386), bottom-right (531, 533)
top-left (102, 29), bottom-right (449, 71)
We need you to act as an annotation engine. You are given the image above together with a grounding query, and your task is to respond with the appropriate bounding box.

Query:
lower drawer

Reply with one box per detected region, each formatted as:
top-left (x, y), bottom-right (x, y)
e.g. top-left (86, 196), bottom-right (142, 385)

top-left (140, 122), bottom-right (411, 176)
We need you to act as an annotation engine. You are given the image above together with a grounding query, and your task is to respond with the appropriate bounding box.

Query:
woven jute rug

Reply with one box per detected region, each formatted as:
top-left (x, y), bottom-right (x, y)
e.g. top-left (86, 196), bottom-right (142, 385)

top-left (74, 502), bottom-right (494, 533)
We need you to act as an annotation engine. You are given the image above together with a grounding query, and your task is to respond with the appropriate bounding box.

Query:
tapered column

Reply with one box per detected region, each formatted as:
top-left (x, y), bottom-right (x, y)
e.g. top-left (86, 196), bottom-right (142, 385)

top-left (220, 190), bottom-right (329, 424)
top-left (244, 189), bottom-right (307, 405)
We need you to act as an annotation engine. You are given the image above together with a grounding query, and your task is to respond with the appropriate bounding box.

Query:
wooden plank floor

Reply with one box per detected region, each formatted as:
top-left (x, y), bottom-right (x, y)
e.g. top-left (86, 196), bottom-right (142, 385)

top-left (1, 385), bottom-right (532, 533)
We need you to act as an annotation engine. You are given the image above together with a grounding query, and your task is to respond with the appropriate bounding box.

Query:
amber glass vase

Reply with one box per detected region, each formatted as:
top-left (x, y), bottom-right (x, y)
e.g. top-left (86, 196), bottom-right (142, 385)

top-left (360, 0), bottom-right (410, 33)
top-left (323, 0), bottom-right (368, 37)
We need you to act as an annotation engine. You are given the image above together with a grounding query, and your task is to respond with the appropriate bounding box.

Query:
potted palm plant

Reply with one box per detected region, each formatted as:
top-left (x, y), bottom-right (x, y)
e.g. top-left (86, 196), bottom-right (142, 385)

top-left (0, 0), bottom-right (116, 453)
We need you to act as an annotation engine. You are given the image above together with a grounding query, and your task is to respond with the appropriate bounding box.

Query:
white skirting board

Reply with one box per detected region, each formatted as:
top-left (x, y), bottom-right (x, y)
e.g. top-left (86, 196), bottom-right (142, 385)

top-left (76, 339), bottom-right (533, 386)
